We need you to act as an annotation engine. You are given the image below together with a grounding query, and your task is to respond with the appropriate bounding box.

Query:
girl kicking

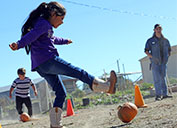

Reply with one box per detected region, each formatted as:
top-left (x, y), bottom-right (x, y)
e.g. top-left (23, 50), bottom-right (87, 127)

top-left (9, 2), bottom-right (117, 128)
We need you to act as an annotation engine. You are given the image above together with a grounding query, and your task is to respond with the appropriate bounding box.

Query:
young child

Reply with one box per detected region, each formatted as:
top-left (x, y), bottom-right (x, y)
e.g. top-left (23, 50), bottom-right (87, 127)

top-left (9, 68), bottom-right (37, 119)
top-left (9, 2), bottom-right (117, 128)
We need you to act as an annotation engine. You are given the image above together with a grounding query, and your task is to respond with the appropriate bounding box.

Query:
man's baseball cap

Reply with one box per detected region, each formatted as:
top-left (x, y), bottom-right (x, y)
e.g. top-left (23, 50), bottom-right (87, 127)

top-left (154, 24), bottom-right (162, 29)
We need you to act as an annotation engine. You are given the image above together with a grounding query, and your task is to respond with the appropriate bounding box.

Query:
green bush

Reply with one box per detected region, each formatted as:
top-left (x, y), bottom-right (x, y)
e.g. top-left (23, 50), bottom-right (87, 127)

top-left (140, 83), bottom-right (153, 91)
top-left (169, 77), bottom-right (177, 84)
top-left (71, 89), bottom-right (85, 98)
top-left (70, 85), bottom-right (152, 110)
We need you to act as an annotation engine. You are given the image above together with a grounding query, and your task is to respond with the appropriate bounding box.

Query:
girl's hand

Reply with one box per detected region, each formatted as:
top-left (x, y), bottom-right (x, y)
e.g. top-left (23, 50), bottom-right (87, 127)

top-left (67, 39), bottom-right (72, 44)
top-left (9, 43), bottom-right (18, 51)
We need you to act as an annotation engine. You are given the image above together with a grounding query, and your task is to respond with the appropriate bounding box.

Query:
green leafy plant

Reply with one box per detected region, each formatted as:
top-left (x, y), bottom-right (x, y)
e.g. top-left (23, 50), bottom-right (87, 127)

top-left (140, 83), bottom-right (153, 91)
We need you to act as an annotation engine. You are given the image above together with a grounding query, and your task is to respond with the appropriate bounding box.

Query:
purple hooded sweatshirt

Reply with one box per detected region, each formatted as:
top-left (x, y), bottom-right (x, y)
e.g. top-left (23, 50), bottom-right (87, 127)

top-left (17, 17), bottom-right (68, 71)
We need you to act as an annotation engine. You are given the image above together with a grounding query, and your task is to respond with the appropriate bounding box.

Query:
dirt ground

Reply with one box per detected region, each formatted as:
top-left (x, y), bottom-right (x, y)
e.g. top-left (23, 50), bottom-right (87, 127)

top-left (1, 92), bottom-right (177, 128)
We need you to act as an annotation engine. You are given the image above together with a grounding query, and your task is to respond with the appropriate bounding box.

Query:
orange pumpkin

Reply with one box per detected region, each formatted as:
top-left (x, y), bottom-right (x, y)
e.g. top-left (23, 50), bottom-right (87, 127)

top-left (117, 102), bottom-right (138, 123)
top-left (20, 113), bottom-right (30, 122)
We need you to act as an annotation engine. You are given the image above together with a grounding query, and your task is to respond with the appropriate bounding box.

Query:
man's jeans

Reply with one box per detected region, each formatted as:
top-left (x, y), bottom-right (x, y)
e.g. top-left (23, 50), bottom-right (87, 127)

top-left (35, 56), bottom-right (94, 108)
top-left (152, 63), bottom-right (167, 97)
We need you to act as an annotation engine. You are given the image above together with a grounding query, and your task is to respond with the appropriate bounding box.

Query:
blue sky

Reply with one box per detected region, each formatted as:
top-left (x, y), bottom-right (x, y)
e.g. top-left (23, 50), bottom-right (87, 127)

top-left (1, 0), bottom-right (177, 87)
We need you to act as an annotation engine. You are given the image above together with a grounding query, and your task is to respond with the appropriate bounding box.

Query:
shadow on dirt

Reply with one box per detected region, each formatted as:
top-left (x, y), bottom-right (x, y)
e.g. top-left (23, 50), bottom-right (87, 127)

top-left (110, 123), bottom-right (132, 128)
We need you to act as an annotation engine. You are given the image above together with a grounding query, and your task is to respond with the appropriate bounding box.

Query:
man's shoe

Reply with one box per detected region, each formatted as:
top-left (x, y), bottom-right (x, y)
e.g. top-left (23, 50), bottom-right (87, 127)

top-left (155, 96), bottom-right (161, 101)
top-left (162, 95), bottom-right (173, 99)
top-left (50, 125), bottom-right (66, 128)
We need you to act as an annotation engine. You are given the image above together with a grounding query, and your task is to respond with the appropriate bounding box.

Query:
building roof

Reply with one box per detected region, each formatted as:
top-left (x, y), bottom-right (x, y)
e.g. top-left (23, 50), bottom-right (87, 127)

top-left (0, 85), bottom-right (10, 93)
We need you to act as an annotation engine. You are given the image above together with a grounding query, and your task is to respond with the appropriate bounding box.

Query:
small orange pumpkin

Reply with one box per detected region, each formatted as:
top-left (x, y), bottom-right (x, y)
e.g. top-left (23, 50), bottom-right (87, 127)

top-left (117, 102), bottom-right (138, 123)
top-left (20, 113), bottom-right (30, 122)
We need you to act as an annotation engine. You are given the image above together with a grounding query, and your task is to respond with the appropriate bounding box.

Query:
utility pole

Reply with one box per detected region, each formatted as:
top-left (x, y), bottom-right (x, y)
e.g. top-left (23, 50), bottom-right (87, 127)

top-left (122, 64), bottom-right (126, 90)
top-left (117, 59), bottom-right (121, 92)
top-left (103, 69), bottom-right (107, 81)
top-left (117, 59), bottom-right (120, 73)
top-left (123, 64), bottom-right (126, 79)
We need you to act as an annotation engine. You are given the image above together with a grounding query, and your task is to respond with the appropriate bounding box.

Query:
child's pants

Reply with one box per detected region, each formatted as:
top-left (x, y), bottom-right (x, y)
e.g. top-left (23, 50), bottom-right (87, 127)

top-left (35, 56), bottom-right (94, 108)
top-left (16, 96), bottom-right (32, 116)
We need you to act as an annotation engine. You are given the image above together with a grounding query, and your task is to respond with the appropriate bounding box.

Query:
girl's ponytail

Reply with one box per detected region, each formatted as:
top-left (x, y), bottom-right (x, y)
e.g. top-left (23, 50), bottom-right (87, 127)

top-left (22, 2), bottom-right (49, 55)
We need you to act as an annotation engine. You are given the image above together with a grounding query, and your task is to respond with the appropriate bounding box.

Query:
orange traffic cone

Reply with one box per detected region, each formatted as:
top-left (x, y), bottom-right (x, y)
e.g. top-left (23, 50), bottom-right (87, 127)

top-left (66, 99), bottom-right (75, 117)
top-left (134, 85), bottom-right (147, 108)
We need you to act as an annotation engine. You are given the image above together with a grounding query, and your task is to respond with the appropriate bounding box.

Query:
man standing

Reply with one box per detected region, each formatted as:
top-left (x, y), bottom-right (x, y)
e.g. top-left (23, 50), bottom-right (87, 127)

top-left (144, 24), bottom-right (172, 101)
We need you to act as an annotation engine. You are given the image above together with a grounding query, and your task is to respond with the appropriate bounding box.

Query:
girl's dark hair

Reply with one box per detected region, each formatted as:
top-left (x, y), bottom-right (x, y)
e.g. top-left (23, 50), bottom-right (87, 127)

top-left (22, 2), bottom-right (66, 55)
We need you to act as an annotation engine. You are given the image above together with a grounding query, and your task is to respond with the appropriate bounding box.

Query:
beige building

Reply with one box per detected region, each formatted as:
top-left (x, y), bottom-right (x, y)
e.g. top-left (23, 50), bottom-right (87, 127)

top-left (33, 75), bottom-right (78, 94)
top-left (139, 45), bottom-right (177, 84)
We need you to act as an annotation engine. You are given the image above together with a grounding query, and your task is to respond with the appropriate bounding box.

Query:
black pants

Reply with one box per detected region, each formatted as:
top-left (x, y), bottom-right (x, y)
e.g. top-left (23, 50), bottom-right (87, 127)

top-left (16, 96), bottom-right (32, 117)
